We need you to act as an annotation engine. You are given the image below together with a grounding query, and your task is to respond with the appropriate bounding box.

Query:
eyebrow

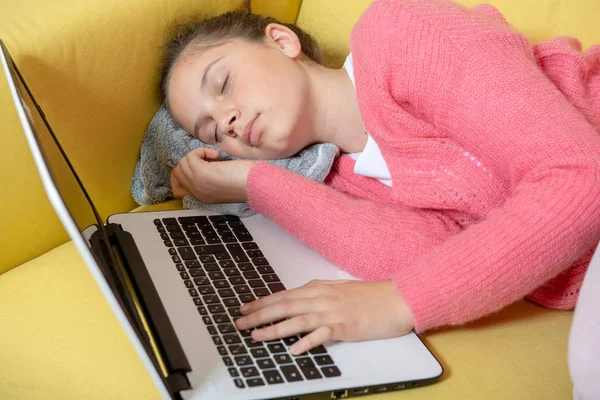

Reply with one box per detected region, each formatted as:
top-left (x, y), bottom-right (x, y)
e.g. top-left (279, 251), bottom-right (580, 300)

top-left (194, 56), bottom-right (224, 139)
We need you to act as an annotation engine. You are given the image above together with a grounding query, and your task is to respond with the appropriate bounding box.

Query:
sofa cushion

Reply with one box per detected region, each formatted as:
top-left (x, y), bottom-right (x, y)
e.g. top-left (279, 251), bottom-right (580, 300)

top-left (0, 205), bottom-right (574, 399)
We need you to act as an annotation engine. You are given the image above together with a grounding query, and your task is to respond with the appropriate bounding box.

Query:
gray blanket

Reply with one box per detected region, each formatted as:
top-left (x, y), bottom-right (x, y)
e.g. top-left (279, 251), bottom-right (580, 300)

top-left (131, 106), bottom-right (339, 217)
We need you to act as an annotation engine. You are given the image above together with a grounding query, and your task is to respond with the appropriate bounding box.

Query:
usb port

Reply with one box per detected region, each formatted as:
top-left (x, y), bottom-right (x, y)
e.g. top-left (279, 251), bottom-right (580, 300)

top-left (392, 383), bottom-right (406, 390)
top-left (352, 387), bottom-right (369, 395)
top-left (375, 386), bottom-right (388, 393)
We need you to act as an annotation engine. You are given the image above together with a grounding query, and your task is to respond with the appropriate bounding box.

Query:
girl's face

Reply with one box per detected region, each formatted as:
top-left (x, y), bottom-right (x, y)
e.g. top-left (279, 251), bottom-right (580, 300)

top-left (167, 27), bottom-right (316, 160)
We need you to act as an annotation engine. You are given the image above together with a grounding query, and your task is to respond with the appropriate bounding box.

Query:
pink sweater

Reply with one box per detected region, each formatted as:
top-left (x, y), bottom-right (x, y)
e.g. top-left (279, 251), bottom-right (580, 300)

top-left (247, 0), bottom-right (600, 332)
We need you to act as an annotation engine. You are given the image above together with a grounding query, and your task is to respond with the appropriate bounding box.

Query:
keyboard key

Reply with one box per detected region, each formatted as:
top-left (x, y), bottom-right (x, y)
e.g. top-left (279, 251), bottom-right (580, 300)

top-left (238, 262), bottom-right (254, 271)
top-left (187, 230), bottom-right (202, 239)
top-left (215, 252), bottom-right (232, 261)
top-left (234, 355), bottom-right (253, 366)
top-left (190, 238), bottom-right (205, 245)
top-left (223, 334), bottom-right (241, 345)
top-left (242, 242), bottom-right (259, 250)
top-left (213, 314), bottom-right (230, 324)
top-left (228, 307), bottom-right (241, 317)
top-left (222, 356), bottom-right (233, 366)
top-left (250, 347), bottom-right (269, 358)
top-left (241, 367), bottom-right (260, 378)
top-left (218, 288), bottom-right (236, 298)
top-left (228, 344), bottom-right (247, 355)
top-left (228, 367), bottom-right (239, 378)
top-left (321, 365), bottom-right (341, 377)
top-left (179, 271), bottom-right (190, 280)
top-left (296, 358), bottom-right (315, 368)
top-left (213, 279), bottom-right (229, 289)
top-left (194, 244), bottom-right (225, 255)
top-left (227, 218), bottom-right (243, 225)
top-left (197, 306), bottom-right (207, 315)
top-left (263, 369), bottom-right (284, 385)
top-left (199, 286), bottom-right (215, 295)
top-left (207, 304), bottom-right (225, 314)
top-left (219, 259), bottom-right (235, 268)
top-left (223, 215), bottom-right (240, 221)
top-left (252, 257), bottom-right (269, 266)
top-left (243, 271), bottom-right (260, 280)
top-left (257, 358), bottom-right (275, 369)
top-left (263, 274), bottom-right (280, 283)
top-left (208, 271), bottom-right (225, 280)
top-left (281, 365), bottom-right (304, 382)
top-left (168, 248), bottom-right (177, 256)
top-left (157, 225), bottom-right (166, 233)
top-left (309, 345), bottom-right (328, 355)
top-left (218, 323), bottom-right (236, 334)
top-left (245, 338), bottom-right (264, 348)
top-left (268, 283), bottom-right (286, 293)
top-left (223, 298), bottom-right (241, 307)
top-left (234, 285), bottom-right (251, 294)
top-left (175, 263), bottom-right (185, 271)
top-left (163, 240), bottom-right (173, 247)
top-left (217, 228), bottom-right (232, 235)
top-left (194, 298), bottom-right (203, 306)
top-left (233, 228), bottom-right (253, 242)
top-left (240, 329), bottom-right (253, 337)
top-left (199, 255), bottom-right (216, 263)
top-left (212, 336), bottom-right (222, 345)
top-left (189, 268), bottom-right (205, 277)
top-left (163, 217), bottom-right (177, 225)
top-left (246, 377), bottom-right (264, 387)
top-left (209, 215), bottom-right (226, 222)
top-left (229, 276), bottom-right (245, 285)
top-left (184, 280), bottom-right (194, 289)
top-left (205, 236), bottom-right (221, 244)
top-left (247, 250), bottom-right (264, 258)
top-left (174, 238), bottom-right (189, 247)
top-left (267, 343), bottom-right (286, 354)
top-left (172, 255), bottom-right (182, 263)
top-left (203, 263), bottom-right (220, 272)
top-left (180, 223), bottom-right (196, 231)
top-left (161, 233), bottom-right (170, 241)
top-left (202, 316), bottom-right (212, 325)
top-left (254, 288), bottom-right (270, 297)
top-left (224, 268), bottom-right (240, 277)
top-left (314, 355), bottom-right (334, 365)
top-left (258, 266), bottom-right (276, 275)
top-left (247, 280), bottom-right (265, 290)
top-left (185, 260), bottom-right (201, 269)
top-left (214, 222), bottom-right (229, 229)
top-left (226, 243), bottom-right (249, 263)
top-left (177, 247), bottom-right (196, 260)
top-left (188, 289), bottom-right (198, 297)
top-left (153, 219), bottom-right (162, 226)
top-left (203, 295), bottom-right (220, 304)
top-left (222, 236), bottom-right (237, 243)
top-left (273, 354), bottom-right (293, 364)
top-left (169, 230), bottom-right (184, 238)
top-left (194, 277), bottom-right (210, 286)
top-left (207, 326), bottom-right (218, 335)
top-left (301, 366), bottom-right (322, 380)
top-left (234, 378), bottom-right (244, 388)
top-left (217, 346), bottom-right (228, 356)
top-left (239, 293), bottom-right (256, 303)
top-left (283, 336), bottom-right (300, 347)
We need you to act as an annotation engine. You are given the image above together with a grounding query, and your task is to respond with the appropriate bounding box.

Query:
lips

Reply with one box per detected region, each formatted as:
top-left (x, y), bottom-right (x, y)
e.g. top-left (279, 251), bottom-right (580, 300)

top-left (242, 115), bottom-right (260, 147)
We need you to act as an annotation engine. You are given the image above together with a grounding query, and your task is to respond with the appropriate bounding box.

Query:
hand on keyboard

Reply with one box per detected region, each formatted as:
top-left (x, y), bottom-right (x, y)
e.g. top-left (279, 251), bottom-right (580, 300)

top-left (235, 279), bottom-right (415, 355)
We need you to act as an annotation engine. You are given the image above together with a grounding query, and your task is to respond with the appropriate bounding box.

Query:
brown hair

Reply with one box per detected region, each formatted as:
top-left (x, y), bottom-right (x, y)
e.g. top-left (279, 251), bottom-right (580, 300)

top-left (158, 8), bottom-right (323, 103)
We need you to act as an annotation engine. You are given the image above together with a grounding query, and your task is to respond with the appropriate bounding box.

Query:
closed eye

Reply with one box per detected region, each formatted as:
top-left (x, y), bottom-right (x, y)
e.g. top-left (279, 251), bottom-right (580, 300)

top-left (221, 73), bottom-right (229, 95)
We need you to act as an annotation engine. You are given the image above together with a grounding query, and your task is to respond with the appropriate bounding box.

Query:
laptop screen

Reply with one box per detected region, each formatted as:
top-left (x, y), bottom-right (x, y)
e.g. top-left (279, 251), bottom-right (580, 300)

top-left (3, 44), bottom-right (107, 240)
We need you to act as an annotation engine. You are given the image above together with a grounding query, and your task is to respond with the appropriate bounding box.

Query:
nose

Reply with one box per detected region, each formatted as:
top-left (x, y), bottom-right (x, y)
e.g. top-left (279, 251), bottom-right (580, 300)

top-left (217, 108), bottom-right (240, 138)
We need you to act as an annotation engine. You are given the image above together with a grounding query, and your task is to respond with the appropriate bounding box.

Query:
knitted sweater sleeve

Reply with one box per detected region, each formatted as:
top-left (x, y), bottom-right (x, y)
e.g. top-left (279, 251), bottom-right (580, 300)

top-left (349, 0), bottom-right (600, 331)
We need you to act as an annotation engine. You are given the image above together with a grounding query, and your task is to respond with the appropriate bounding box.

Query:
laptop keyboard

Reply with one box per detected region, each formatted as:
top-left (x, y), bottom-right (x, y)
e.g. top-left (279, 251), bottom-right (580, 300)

top-left (154, 215), bottom-right (341, 388)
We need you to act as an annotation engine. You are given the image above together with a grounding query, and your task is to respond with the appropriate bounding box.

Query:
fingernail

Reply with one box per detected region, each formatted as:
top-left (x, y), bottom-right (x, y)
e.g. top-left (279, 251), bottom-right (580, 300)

top-left (235, 317), bottom-right (245, 328)
top-left (289, 344), bottom-right (299, 355)
top-left (240, 304), bottom-right (250, 313)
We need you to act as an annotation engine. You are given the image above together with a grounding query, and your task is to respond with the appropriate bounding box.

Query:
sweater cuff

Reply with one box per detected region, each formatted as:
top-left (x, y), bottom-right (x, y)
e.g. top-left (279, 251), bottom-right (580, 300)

top-left (246, 161), bottom-right (283, 215)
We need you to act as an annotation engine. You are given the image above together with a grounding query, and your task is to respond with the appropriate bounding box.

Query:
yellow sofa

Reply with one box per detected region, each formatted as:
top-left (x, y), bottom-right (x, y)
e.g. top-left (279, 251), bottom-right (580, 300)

top-left (0, 0), bottom-right (597, 398)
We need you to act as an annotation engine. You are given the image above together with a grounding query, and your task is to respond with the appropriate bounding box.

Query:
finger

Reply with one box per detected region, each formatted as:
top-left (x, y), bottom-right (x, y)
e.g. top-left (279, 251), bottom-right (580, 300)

top-left (289, 323), bottom-right (343, 355)
top-left (304, 279), bottom-right (349, 287)
top-left (251, 313), bottom-right (328, 343)
top-left (191, 147), bottom-right (220, 161)
top-left (239, 286), bottom-right (322, 315)
top-left (235, 298), bottom-right (325, 330)
top-left (170, 167), bottom-right (190, 199)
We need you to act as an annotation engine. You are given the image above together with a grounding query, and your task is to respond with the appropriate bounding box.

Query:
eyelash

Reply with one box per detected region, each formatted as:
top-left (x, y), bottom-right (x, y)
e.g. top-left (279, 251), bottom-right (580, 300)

top-left (214, 73), bottom-right (230, 143)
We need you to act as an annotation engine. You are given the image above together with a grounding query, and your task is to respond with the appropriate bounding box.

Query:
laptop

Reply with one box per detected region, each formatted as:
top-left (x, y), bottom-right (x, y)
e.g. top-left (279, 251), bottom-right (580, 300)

top-left (1, 39), bottom-right (443, 400)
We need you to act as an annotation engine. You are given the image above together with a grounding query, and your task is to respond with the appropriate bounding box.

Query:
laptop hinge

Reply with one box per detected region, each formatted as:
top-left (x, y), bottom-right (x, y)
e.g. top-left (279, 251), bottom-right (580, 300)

top-left (91, 223), bottom-right (192, 397)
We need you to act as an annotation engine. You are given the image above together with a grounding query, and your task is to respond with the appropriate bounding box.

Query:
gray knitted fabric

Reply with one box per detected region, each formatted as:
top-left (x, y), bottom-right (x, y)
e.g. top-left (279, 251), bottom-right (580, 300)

top-left (131, 106), bottom-right (339, 217)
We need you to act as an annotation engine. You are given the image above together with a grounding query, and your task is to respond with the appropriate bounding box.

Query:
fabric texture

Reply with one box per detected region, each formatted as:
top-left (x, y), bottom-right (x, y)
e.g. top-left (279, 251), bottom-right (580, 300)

top-left (246, 0), bottom-right (600, 332)
top-left (131, 105), bottom-right (338, 217)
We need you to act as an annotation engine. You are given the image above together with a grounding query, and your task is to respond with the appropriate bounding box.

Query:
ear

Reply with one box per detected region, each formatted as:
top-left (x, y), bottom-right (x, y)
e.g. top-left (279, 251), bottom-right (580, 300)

top-left (264, 23), bottom-right (302, 58)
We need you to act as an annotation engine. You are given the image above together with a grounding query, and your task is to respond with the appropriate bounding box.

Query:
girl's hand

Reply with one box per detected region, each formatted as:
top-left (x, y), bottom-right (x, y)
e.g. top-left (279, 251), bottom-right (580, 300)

top-left (234, 279), bottom-right (415, 355)
top-left (170, 147), bottom-right (256, 203)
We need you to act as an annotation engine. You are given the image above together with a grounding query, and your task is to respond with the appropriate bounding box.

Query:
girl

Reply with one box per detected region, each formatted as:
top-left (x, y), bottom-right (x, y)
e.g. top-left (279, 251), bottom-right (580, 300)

top-left (163, 0), bottom-right (600, 361)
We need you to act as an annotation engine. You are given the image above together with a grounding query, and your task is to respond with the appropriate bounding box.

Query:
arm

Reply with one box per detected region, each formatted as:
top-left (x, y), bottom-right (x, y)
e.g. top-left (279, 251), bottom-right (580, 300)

top-left (350, 0), bottom-right (600, 331)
